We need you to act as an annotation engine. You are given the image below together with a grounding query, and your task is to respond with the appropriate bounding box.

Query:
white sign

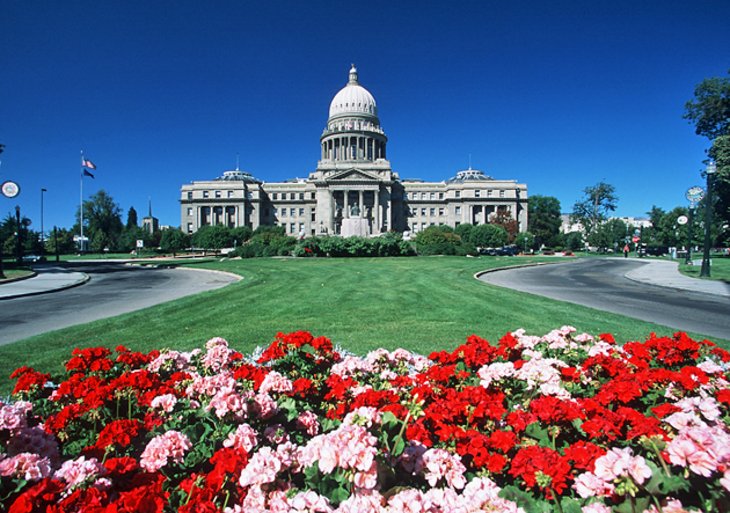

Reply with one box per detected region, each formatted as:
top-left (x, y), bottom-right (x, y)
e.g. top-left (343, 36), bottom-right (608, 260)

top-left (1, 180), bottom-right (20, 198)
top-left (677, 215), bottom-right (688, 225)
top-left (136, 239), bottom-right (144, 248)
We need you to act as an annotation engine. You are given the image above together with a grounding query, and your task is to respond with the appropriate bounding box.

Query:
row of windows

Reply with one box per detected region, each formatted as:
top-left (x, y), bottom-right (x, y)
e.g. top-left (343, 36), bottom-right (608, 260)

top-left (274, 207), bottom-right (307, 217)
top-left (271, 192), bottom-right (316, 200)
top-left (407, 206), bottom-right (462, 217)
top-left (186, 190), bottom-right (252, 200)
top-left (406, 190), bottom-right (506, 200)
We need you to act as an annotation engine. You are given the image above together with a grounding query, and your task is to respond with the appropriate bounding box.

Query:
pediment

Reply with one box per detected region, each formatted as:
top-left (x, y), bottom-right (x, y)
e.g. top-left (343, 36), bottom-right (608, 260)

top-left (327, 168), bottom-right (382, 182)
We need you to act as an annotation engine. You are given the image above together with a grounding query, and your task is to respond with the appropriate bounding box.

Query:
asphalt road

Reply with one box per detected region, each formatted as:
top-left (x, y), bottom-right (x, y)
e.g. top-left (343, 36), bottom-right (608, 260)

top-left (0, 263), bottom-right (239, 346)
top-left (479, 258), bottom-right (730, 340)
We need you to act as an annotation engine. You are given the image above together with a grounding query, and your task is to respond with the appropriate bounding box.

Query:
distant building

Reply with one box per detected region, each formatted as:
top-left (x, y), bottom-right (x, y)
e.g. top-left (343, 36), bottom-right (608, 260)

top-left (142, 199), bottom-right (159, 234)
top-left (560, 214), bottom-right (652, 234)
top-left (181, 65), bottom-right (528, 237)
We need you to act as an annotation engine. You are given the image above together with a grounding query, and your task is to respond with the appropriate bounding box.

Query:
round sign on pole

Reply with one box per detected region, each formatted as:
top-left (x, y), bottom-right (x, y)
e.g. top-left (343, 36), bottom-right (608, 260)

top-left (632, 236), bottom-right (640, 243)
top-left (1, 180), bottom-right (20, 198)
top-left (677, 215), bottom-right (688, 225)
top-left (686, 186), bottom-right (705, 205)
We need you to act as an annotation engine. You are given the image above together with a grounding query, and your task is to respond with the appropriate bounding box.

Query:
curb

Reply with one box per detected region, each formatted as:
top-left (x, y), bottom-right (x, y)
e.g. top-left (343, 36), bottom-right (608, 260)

top-left (473, 260), bottom-right (567, 282)
top-left (0, 270), bottom-right (38, 285)
top-left (174, 266), bottom-right (244, 282)
top-left (0, 273), bottom-right (91, 301)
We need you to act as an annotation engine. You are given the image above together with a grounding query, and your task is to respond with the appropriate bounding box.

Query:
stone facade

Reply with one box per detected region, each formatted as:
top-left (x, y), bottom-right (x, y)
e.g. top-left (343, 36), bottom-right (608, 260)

top-left (181, 66), bottom-right (528, 237)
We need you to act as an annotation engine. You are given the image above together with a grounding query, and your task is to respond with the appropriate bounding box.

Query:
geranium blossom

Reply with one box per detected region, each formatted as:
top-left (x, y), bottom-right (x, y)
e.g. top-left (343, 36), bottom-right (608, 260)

top-left (2, 328), bottom-right (729, 513)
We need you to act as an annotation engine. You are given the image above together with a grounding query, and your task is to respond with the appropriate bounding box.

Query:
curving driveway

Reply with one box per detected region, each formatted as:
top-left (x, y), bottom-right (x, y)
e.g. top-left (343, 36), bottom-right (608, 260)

top-left (0, 263), bottom-right (239, 346)
top-left (478, 258), bottom-right (730, 340)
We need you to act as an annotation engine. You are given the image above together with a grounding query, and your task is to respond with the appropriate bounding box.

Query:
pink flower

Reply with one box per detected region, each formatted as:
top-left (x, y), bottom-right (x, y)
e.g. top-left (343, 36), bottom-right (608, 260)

top-left (593, 447), bottom-right (651, 485)
top-left (419, 448), bottom-right (467, 489)
top-left (223, 423), bottom-right (258, 452)
top-left (573, 472), bottom-right (614, 498)
top-left (140, 430), bottom-right (191, 472)
top-left (0, 452), bottom-right (52, 481)
top-left (54, 456), bottom-right (105, 490)
top-left (150, 393), bottom-right (178, 413)
top-left (239, 446), bottom-right (283, 487)
top-left (581, 504), bottom-right (612, 513)
top-left (296, 410), bottom-right (320, 436)
top-left (259, 371), bottom-right (293, 395)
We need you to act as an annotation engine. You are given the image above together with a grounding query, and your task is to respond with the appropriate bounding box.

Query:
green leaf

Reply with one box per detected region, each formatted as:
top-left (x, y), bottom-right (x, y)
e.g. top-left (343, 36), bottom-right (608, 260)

top-left (278, 396), bottom-right (299, 422)
top-left (525, 422), bottom-right (551, 446)
top-left (644, 461), bottom-right (690, 496)
top-left (499, 484), bottom-right (552, 513)
top-left (615, 497), bottom-right (651, 513)
top-left (559, 496), bottom-right (584, 513)
top-left (392, 436), bottom-right (406, 457)
top-left (330, 485), bottom-right (350, 505)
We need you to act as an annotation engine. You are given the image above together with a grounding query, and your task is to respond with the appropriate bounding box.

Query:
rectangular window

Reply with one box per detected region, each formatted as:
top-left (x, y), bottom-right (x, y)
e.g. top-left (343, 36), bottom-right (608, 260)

top-left (299, 222), bottom-right (304, 233)
top-left (439, 207), bottom-right (444, 216)
top-left (281, 209), bottom-right (286, 217)
top-left (311, 192), bottom-right (316, 199)
top-left (272, 193), bottom-right (278, 200)
top-left (430, 208), bottom-right (435, 216)
top-left (187, 207), bottom-right (193, 216)
top-left (215, 190), bottom-right (221, 198)
top-left (439, 192), bottom-right (444, 199)
top-left (299, 192), bottom-right (304, 200)
top-left (475, 190), bottom-right (481, 198)
top-left (455, 206), bottom-right (461, 215)
top-left (290, 208), bottom-right (296, 216)
top-left (421, 222), bottom-right (427, 230)
top-left (487, 190), bottom-right (493, 197)
top-left (499, 190), bottom-right (505, 198)
top-left (228, 191), bottom-right (234, 198)
top-left (421, 208), bottom-right (426, 216)
top-left (187, 223), bottom-right (193, 233)
top-left (203, 191), bottom-right (209, 198)
top-left (290, 223), bottom-right (296, 234)
top-left (455, 191), bottom-right (461, 198)
top-left (299, 208), bottom-right (305, 216)
top-left (430, 192), bottom-right (435, 200)
top-left (187, 191), bottom-right (193, 200)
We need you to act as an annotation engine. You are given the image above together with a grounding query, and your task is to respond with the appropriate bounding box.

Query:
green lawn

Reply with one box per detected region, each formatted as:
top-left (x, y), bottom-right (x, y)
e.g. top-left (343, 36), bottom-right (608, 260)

top-left (679, 256), bottom-right (730, 282)
top-left (0, 269), bottom-right (34, 282)
top-left (1, 256), bottom-right (726, 395)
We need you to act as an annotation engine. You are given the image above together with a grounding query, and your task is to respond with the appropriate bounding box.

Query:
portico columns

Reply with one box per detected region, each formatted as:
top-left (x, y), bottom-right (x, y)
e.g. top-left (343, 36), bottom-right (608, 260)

top-left (343, 190), bottom-right (349, 218)
top-left (374, 189), bottom-right (380, 233)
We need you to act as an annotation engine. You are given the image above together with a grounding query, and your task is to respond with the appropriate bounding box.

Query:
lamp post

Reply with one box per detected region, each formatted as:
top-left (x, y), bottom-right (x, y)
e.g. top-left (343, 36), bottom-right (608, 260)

top-left (41, 188), bottom-right (47, 256)
top-left (684, 185), bottom-right (704, 265)
top-left (15, 205), bottom-right (22, 264)
top-left (700, 161), bottom-right (717, 278)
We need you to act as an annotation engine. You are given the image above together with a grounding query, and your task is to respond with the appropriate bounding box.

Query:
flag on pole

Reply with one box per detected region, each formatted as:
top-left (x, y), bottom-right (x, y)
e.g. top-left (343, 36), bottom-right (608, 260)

top-left (82, 159), bottom-right (96, 170)
top-left (83, 169), bottom-right (95, 179)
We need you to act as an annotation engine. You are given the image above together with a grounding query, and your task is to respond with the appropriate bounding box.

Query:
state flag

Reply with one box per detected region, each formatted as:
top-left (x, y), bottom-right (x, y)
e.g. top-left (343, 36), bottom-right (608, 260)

top-left (83, 169), bottom-right (95, 179)
top-left (82, 159), bottom-right (97, 170)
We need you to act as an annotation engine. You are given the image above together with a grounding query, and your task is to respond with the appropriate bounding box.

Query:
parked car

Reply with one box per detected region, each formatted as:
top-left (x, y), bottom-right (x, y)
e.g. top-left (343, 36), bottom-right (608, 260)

top-left (22, 254), bottom-right (45, 263)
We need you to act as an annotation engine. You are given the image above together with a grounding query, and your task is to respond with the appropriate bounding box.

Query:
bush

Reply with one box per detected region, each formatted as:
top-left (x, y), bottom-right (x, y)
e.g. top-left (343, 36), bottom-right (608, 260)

top-left (470, 224), bottom-right (508, 248)
top-left (414, 225), bottom-right (475, 256)
top-left (292, 233), bottom-right (415, 258)
top-left (231, 229), bottom-right (296, 258)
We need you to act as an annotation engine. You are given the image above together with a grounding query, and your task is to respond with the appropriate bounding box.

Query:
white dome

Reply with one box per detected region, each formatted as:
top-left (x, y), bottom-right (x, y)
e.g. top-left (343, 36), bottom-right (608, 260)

top-left (328, 65), bottom-right (378, 119)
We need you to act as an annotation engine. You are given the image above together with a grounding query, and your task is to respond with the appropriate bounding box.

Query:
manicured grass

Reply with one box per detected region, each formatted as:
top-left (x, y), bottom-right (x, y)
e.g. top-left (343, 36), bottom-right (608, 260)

top-left (0, 269), bottom-right (34, 282)
top-left (1, 256), bottom-right (726, 395)
top-left (679, 256), bottom-right (730, 283)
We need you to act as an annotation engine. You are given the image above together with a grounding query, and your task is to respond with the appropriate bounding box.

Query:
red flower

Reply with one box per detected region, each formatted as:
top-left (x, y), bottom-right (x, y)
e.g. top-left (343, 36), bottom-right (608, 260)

top-left (509, 445), bottom-right (572, 498)
top-left (9, 366), bottom-right (50, 394)
top-left (65, 347), bottom-right (114, 373)
top-left (93, 419), bottom-right (142, 451)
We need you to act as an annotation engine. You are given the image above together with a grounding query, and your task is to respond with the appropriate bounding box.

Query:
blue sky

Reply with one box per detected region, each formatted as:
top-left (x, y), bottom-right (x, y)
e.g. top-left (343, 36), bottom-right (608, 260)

top-left (1, 0), bottom-right (728, 232)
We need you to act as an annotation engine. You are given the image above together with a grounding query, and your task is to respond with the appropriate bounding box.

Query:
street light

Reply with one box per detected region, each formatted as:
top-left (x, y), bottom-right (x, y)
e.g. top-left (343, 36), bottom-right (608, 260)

top-left (15, 205), bottom-right (22, 264)
top-left (700, 161), bottom-right (717, 278)
top-left (41, 187), bottom-right (47, 256)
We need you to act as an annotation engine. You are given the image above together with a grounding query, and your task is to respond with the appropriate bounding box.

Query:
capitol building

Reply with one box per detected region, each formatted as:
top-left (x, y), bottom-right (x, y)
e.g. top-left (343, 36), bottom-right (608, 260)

top-left (180, 66), bottom-right (528, 237)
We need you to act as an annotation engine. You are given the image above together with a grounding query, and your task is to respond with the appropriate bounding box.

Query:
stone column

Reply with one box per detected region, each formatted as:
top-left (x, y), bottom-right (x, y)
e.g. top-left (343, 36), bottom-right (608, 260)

top-left (374, 189), bottom-right (380, 233)
top-left (358, 190), bottom-right (363, 213)
top-left (343, 190), bottom-right (349, 218)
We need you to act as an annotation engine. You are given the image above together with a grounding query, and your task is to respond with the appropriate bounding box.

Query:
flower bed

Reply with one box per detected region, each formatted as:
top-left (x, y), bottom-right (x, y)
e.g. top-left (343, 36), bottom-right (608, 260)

top-left (1, 328), bottom-right (729, 512)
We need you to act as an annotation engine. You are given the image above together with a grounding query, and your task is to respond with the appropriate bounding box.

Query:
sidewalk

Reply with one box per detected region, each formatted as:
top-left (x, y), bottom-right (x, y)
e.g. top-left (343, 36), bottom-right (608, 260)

top-left (0, 265), bottom-right (89, 300)
top-left (624, 258), bottom-right (730, 297)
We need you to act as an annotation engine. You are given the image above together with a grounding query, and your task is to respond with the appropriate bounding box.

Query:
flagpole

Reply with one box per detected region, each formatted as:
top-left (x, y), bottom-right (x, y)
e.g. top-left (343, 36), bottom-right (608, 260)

top-left (80, 150), bottom-right (84, 253)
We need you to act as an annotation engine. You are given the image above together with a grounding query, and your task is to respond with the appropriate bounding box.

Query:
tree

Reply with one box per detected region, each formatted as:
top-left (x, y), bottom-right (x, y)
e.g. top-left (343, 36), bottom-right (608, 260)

top-left (160, 228), bottom-right (190, 257)
top-left (528, 195), bottom-right (562, 249)
top-left (126, 207), bottom-right (138, 229)
top-left (191, 225), bottom-right (233, 255)
top-left (470, 224), bottom-right (508, 248)
top-left (587, 218), bottom-right (628, 252)
top-left (492, 210), bottom-right (518, 243)
top-left (81, 190), bottom-right (124, 252)
top-left (45, 227), bottom-right (77, 255)
top-left (684, 70), bottom-right (730, 140)
top-left (685, 71), bottom-right (730, 243)
top-left (571, 182), bottom-right (618, 236)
